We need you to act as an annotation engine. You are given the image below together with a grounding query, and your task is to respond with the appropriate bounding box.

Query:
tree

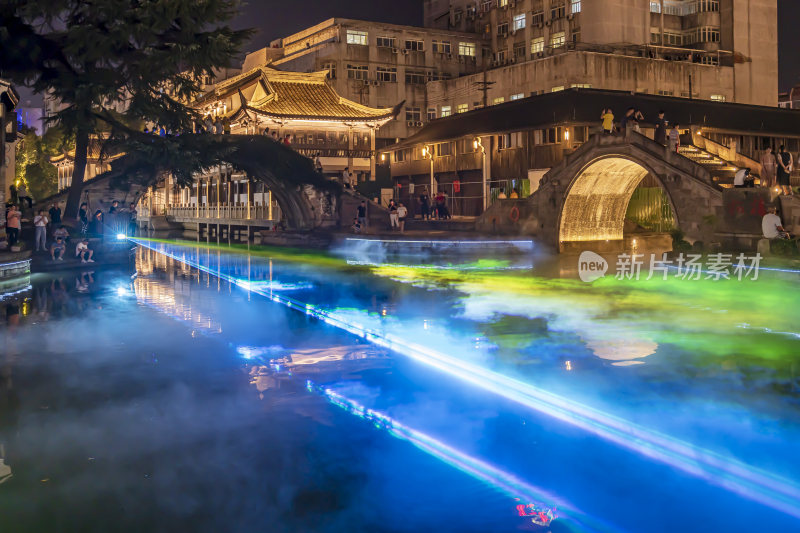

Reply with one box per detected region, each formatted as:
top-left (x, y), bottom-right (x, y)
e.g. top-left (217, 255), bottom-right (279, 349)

top-left (15, 125), bottom-right (68, 201)
top-left (0, 0), bottom-right (252, 219)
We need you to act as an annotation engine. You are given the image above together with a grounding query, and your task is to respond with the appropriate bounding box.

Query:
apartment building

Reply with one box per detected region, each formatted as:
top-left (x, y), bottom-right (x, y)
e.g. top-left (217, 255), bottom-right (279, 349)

top-left (266, 18), bottom-right (485, 146)
top-left (424, 0), bottom-right (778, 116)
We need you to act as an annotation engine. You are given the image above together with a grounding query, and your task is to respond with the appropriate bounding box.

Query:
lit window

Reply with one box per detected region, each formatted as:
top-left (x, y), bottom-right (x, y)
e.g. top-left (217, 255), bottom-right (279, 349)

top-left (571, 0), bottom-right (581, 14)
top-left (457, 103), bottom-right (469, 113)
top-left (551, 86), bottom-right (565, 92)
top-left (377, 36), bottom-right (396, 48)
top-left (347, 64), bottom-right (368, 80)
top-left (550, 31), bottom-right (566, 48)
top-left (376, 67), bottom-right (397, 82)
top-left (458, 42), bottom-right (476, 57)
top-left (493, 97), bottom-right (505, 105)
top-left (441, 105), bottom-right (452, 117)
top-left (499, 0), bottom-right (509, 6)
top-left (513, 14), bottom-right (526, 31)
top-left (346, 30), bottom-right (368, 46)
top-left (432, 40), bottom-right (451, 54)
top-left (510, 93), bottom-right (524, 100)
top-left (405, 39), bottom-right (425, 51)
top-left (531, 37), bottom-right (545, 54)
top-left (570, 83), bottom-right (591, 88)
top-left (710, 94), bottom-right (726, 102)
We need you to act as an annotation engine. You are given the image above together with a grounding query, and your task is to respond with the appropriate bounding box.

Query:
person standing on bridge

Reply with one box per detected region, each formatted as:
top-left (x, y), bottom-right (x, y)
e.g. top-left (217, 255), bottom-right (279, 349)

top-left (760, 146), bottom-right (777, 189)
top-left (388, 200), bottom-right (399, 229)
top-left (669, 124), bottom-right (681, 153)
top-left (776, 145), bottom-right (794, 196)
top-left (654, 111), bottom-right (668, 145)
top-left (601, 109), bottom-right (615, 134)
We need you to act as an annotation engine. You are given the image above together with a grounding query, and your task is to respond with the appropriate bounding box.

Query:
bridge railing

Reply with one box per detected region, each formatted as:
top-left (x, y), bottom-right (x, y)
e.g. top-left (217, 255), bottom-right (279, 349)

top-left (166, 204), bottom-right (281, 222)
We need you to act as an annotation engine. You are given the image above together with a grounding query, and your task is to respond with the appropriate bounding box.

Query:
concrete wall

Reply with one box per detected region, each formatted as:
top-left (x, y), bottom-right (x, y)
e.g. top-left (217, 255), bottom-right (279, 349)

top-left (427, 51), bottom-right (736, 113)
top-left (582, 0), bottom-right (650, 46)
top-left (727, 0), bottom-right (778, 107)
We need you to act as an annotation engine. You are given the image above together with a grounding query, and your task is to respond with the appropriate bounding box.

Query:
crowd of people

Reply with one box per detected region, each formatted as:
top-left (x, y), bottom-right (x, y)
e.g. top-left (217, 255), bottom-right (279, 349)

top-left (3, 198), bottom-right (138, 261)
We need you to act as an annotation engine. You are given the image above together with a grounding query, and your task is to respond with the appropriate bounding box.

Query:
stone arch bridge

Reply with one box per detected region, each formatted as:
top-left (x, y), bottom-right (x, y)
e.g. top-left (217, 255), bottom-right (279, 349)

top-left (479, 132), bottom-right (724, 251)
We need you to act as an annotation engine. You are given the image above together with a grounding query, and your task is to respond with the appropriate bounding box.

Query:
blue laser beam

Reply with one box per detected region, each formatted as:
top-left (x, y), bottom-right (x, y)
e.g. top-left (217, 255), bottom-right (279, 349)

top-left (132, 238), bottom-right (800, 520)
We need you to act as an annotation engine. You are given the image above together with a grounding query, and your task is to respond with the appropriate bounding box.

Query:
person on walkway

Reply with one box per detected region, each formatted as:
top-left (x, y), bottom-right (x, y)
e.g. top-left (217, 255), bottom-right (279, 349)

top-left (632, 109), bottom-right (645, 133)
top-left (109, 200), bottom-right (119, 214)
top-left (48, 203), bottom-right (62, 226)
top-left (90, 210), bottom-right (104, 237)
top-left (53, 225), bottom-right (70, 243)
top-left (357, 201), bottom-right (367, 228)
top-left (351, 217), bottom-right (362, 233)
top-left (509, 189), bottom-right (519, 199)
top-left (75, 239), bottom-right (95, 263)
top-left (271, 131), bottom-right (279, 142)
top-left (776, 145), bottom-right (794, 196)
top-left (50, 236), bottom-right (66, 261)
top-left (388, 200), bottom-right (399, 229)
top-left (283, 134), bottom-right (292, 146)
top-left (620, 107), bottom-right (635, 132)
top-left (16, 182), bottom-right (33, 209)
top-left (760, 146), bottom-right (777, 189)
top-left (435, 191), bottom-right (450, 220)
top-left (397, 202), bottom-right (408, 233)
top-left (669, 124), bottom-right (681, 153)
top-left (79, 203), bottom-right (90, 236)
top-left (341, 167), bottom-right (352, 189)
top-left (734, 168), bottom-right (754, 188)
top-left (34, 210), bottom-right (49, 251)
top-left (762, 206), bottom-right (791, 240)
top-left (601, 109), bottom-right (614, 134)
top-left (419, 194), bottom-right (430, 220)
top-left (128, 203), bottom-right (138, 236)
top-left (314, 153), bottom-right (323, 173)
top-left (5, 205), bottom-right (21, 248)
top-left (497, 189), bottom-right (507, 199)
top-left (654, 111), bottom-right (668, 145)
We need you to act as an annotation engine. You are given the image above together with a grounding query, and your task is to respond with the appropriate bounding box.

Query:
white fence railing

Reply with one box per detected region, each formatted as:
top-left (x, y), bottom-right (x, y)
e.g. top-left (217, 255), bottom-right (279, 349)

top-left (166, 204), bottom-right (280, 222)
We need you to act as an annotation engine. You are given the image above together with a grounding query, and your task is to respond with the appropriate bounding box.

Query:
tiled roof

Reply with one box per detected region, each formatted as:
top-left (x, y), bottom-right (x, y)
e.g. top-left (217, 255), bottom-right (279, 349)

top-left (50, 137), bottom-right (122, 163)
top-left (197, 67), bottom-right (400, 122)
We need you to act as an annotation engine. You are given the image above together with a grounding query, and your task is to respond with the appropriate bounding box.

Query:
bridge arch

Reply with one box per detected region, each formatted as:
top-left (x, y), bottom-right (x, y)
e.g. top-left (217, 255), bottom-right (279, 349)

top-left (558, 154), bottom-right (678, 244)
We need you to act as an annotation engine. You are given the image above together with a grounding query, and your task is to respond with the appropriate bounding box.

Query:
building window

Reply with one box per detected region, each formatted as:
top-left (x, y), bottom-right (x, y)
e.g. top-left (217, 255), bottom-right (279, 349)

top-left (551, 86), bottom-right (565, 92)
top-left (441, 105), bottom-right (452, 117)
top-left (571, 0), bottom-right (581, 14)
top-left (347, 64), bottom-right (368, 80)
top-left (377, 36), bottom-right (396, 48)
top-left (657, 90), bottom-right (674, 96)
top-left (493, 97), bottom-right (505, 105)
top-left (497, 22), bottom-right (509, 36)
top-left (473, 101), bottom-right (483, 109)
top-left (513, 14), bottom-right (526, 31)
top-left (432, 40), bottom-right (451, 54)
top-left (650, 1), bottom-right (661, 13)
top-left (570, 83), bottom-right (591, 88)
top-left (404, 39), bottom-right (425, 51)
top-left (395, 150), bottom-right (407, 162)
top-left (550, 0), bottom-right (566, 20)
top-left (498, 132), bottom-right (522, 150)
top-left (510, 93), bottom-right (524, 101)
top-left (699, 0), bottom-right (720, 12)
top-left (377, 67), bottom-right (397, 82)
top-left (436, 142), bottom-right (454, 156)
top-left (496, 48), bottom-right (507, 62)
top-left (532, 0), bottom-right (544, 25)
top-left (322, 61), bottom-right (336, 79)
top-left (701, 55), bottom-right (719, 66)
top-left (531, 37), bottom-right (545, 54)
top-left (572, 27), bottom-right (581, 43)
top-left (427, 107), bottom-right (437, 121)
top-left (550, 31), bottom-right (566, 48)
top-left (346, 30), bottom-right (368, 46)
top-left (457, 103), bottom-right (468, 113)
top-left (406, 107), bottom-right (422, 122)
top-left (458, 42), bottom-right (476, 56)
top-left (710, 94), bottom-right (726, 102)
top-left (514, 42), bottom-right (526, 60)
top-left (405, 70), bottom-right (427, 84)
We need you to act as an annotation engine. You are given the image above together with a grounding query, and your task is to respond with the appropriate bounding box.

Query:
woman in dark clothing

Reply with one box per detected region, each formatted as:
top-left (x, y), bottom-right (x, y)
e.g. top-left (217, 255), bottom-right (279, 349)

top-left (776, 145), bottom-right (794, 196)
top-left (419, 194), bottom-right (430, 221)
top-left (79, 203), bottom-right (89, 236)
top-left (89, 210), bottom-right (105, 237)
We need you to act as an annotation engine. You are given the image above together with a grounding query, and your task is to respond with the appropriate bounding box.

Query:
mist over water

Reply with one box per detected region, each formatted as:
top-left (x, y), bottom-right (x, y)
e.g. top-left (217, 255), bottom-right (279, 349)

top-left (1, 240), bottom-right (799, 532)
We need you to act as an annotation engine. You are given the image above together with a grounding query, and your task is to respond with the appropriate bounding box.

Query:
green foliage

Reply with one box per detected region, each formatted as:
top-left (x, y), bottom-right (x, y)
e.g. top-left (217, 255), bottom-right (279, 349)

top-left (670, 228), bottom-right (692, 252)
top-left (14, 125), bottom-right (72, 201)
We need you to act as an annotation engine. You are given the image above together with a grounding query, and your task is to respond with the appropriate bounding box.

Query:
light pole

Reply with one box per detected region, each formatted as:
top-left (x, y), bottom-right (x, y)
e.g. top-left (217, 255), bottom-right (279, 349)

top-left (422, 145), bottom-right (434, 198)
top-left (474, 137), bottom-right (488, 212)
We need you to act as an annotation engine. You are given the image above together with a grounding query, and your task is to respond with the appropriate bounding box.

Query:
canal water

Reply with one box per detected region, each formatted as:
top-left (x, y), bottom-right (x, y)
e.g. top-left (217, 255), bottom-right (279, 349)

top-left (1, 239), bottom-right (798, 533)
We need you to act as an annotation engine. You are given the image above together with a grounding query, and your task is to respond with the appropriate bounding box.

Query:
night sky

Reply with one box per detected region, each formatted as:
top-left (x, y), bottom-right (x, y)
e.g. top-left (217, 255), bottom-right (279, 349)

top-left (13, 0), bottom-right (800, 107)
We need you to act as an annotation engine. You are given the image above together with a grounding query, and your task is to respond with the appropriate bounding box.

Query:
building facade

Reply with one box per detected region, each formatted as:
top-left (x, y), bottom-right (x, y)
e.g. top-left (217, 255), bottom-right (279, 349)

top-left (1, 80), bottom-right (20, 227)
top-left (424, 0), bottom-right (777, 116)
top-left (267, 18), bottom-right (485, 146)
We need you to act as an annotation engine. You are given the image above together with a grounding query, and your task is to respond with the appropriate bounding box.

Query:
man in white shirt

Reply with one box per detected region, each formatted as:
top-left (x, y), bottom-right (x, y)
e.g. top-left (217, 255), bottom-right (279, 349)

top-left (762, 207), bottom-right (790, 240)
top-left (397, 203), bottom-right (408, 233)
top-left (733, 167), bottom-right (753, 188)
top-left (75, 239), bottom-right (95, 263)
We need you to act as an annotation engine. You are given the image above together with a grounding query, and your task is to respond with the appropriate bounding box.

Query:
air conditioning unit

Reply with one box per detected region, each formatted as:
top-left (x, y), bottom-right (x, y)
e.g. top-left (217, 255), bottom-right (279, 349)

top-left (537, 22), bottom-right (544, 29)
top-left (406, 121), bottom-right (415, 127)
top-left (415, 121), bottom-right (423, 127)
top-left (511, 29), bottom-right (517, 36)
top-left (545, 20), bottom-right (552, 26)
top-left (391, 47), bottom-right (399, 53)
top-left (446, 53), bottom-right (453, 59)
top-left (509, 57), bottom-right (516, 64)
top-left (499, 31), bottom-right (508, 38)
top-left (402, 49), bottom-right (409, 55)
top-left (567, 13), bottom-right (574, 20)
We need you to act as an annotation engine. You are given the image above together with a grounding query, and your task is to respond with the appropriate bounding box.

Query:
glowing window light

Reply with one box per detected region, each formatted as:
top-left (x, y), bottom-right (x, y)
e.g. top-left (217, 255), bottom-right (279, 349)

top-left (131, 238), bottom-right (800, 520)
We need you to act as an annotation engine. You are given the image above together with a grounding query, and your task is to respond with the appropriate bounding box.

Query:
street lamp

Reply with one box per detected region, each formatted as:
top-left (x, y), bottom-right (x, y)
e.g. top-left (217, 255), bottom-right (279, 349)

top-left (474, 137), bottom-right (488, 211)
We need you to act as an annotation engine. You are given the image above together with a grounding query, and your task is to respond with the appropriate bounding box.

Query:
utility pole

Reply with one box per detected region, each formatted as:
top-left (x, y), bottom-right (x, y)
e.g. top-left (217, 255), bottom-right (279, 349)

top-left (473, 69), bottom-right (495, 108)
